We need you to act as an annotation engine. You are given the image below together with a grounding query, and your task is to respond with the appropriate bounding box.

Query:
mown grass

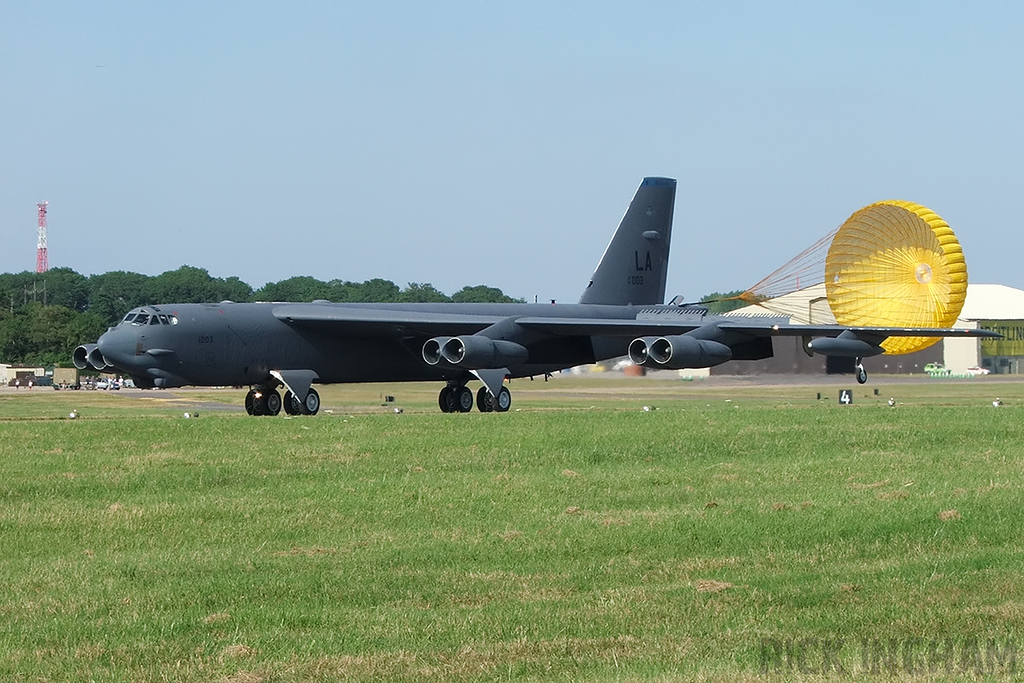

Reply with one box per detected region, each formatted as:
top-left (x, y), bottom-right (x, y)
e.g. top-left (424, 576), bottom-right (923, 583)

top-left (1, 378), bottom-right (1023, 681)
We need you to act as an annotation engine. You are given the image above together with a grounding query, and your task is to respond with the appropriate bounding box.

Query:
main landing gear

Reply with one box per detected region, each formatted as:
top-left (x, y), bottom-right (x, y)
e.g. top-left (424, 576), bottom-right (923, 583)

top-left (245, 385), bottom-right (320, 416)
top-left (437, 382), bottom-right (511, 413)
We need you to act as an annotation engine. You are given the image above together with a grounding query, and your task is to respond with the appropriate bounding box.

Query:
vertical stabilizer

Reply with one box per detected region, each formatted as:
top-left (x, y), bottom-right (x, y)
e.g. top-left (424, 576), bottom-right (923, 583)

top-left (579, 177), bottom-right (676, 306)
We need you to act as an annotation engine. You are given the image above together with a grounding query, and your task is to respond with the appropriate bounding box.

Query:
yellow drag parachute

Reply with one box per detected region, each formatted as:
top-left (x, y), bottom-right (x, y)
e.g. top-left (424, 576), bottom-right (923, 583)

top-left (737, 201), bottom-right (968, 355)
top-left (825, 201), bottom-right (967, 354)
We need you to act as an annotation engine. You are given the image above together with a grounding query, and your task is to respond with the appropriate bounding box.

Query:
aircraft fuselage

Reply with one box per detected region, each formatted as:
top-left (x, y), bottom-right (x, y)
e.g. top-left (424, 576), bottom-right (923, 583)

top-left (91, 301), bottom-right (669, 390)
top-left (73, 177), bottom-right (997, 416)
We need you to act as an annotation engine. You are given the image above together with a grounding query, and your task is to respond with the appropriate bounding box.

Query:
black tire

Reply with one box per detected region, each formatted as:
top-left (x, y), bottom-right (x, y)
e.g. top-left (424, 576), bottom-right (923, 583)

top-left (265, 389), bottom-right (282, 415)
top-left (495, 386), bottom-right (511, 412)
top-left (438, 386), bottom-right (454, 412)
top-left (856, 365), bottom-right (868, 384)
top-left (303, 388), bottom-right (320, 415)
top-left (244, 389), bottom-right (256, 415)
top-left (283, 390), bottom-right (300, 415)
top-left (476, 386), bottom-right (493, 412)
top-left (456, 386), bottom-right (473, 413)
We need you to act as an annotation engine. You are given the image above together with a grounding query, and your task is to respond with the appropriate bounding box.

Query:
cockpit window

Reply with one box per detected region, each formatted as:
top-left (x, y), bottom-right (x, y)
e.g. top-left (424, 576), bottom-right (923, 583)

top-left (122, 309), bottom-right (176, 326)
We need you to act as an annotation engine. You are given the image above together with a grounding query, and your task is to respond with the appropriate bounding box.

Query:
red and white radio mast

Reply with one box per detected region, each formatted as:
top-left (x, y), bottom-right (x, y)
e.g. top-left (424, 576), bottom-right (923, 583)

top-left (36, 201), bottom-right (48, 273)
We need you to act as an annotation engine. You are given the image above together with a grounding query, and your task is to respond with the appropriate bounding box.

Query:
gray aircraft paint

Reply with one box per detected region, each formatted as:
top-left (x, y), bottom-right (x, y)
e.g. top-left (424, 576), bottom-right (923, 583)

top-left (579, 176), bottom-right (675, 307)
top-left (75, 177), bottom-right (998, 415)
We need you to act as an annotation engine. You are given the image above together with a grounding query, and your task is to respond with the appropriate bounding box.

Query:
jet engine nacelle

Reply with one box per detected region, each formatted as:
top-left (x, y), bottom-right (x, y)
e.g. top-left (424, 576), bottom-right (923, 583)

top-left (73, 343), bottom-right (97, 370)
top-left (628, 335), bottom-right (733, 369)
top-left (73, 343), bottom-right (115, 371)
top-left (422, 335), bottom-right (528, 369)
top-left (88, 346), bottom-right (115, 371)
top-left (421, 337), bottom-right (452, 366)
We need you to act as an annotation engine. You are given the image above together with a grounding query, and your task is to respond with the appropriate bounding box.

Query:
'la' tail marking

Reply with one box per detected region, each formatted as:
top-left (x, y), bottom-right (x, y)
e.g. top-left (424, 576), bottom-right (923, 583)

top-left (634, 251), bottom-right (652, 272)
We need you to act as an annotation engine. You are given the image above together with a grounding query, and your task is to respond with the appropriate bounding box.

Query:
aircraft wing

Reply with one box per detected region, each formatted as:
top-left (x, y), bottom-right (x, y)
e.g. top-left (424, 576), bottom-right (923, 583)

top-left (272, 304), bottom-right (500, 336)
top-left (717, 320), bottom-right (999, 339)
top-left (513, 316), bottom-right (999, 340)
top-left (274, 305), bottom-right (998, 342)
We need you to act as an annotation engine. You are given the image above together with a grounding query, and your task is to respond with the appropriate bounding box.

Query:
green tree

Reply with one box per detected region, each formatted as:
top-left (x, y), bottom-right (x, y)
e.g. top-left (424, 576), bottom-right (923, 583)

top-left (220, 276), bottom-right (254, 303)
top-left (66, 312), bottom-right (109, 356)
top-left (24, 304), bottom-right (78, 366)
top-left (0, 270), bottom-right (88, 311)
top-left (255, 276), bottom-right (331, 302)
top-left (451, 285), bottom-right (524, 303)
top-left (0, 303), bottom-right (106, 367)
top-left (88, 271), bottom-right (154, 324)
top-left (0, 309), bottom-right (30, 363)
top-left (699, 290), bottom-right (748, 314)
top-left (323, 280), bottom-right (361, 302)
top-left (32, 268), bottom-right (91, 311)
top-left (149, 266), bottom-right (218, 303)
top-left (355, 278), bottom-right (402, 302)
top-left (399, 283), bottom-right (450, 303)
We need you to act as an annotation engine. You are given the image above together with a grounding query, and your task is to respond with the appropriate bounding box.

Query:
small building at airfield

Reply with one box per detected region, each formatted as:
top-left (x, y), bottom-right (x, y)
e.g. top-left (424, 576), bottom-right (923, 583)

top-left (712, 283), bottom-right (1024, 377)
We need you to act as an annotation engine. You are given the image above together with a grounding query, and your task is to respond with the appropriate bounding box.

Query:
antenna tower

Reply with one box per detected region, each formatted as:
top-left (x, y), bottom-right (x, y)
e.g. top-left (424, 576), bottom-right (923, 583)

top-left (36, 201), bottom-right (48, 273)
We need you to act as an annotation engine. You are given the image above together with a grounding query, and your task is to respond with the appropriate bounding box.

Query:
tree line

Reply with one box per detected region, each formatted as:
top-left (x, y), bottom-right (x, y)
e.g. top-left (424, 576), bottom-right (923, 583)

top-left (0, 266), bottom-right (524, 368)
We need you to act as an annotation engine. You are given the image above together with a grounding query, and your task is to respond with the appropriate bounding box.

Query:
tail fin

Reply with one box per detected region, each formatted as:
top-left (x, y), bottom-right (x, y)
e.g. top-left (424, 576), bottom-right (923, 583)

top-left (579, 177), bottom-right (676, 306)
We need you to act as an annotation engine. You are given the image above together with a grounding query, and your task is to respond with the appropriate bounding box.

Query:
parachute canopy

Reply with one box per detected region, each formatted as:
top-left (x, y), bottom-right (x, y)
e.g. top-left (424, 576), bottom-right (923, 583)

top-left (825, 201), bottom-right (967, 353)
top-left (736, 200), bottom-right (968, 355)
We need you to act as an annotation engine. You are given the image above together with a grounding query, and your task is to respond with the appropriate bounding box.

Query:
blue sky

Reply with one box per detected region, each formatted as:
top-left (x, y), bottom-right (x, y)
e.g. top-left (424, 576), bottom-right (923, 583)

top-left (2, 2), bottom-right (1022, 303)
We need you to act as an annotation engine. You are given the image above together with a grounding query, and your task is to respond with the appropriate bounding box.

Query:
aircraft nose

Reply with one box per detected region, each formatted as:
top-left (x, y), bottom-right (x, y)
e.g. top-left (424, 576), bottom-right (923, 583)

top-left (96, 328), bottom-right (139, 371)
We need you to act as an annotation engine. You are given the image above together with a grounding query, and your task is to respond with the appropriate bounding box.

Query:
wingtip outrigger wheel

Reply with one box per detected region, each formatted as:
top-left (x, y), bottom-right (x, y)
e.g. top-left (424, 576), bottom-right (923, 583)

top-left (856, 359), bottom-right (868, 385)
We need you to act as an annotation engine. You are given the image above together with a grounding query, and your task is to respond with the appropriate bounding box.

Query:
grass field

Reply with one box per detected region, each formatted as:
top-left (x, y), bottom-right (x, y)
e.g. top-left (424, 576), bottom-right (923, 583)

top-left (2, 376), bottom-right (1023, 681)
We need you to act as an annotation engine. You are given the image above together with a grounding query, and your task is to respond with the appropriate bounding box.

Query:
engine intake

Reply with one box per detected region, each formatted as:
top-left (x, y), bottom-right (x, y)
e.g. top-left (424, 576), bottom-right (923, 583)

top-left (73, 344), bottom-right (96, 370)
top-left (88, 346), bottom-right (114, 371)
top-left (421, 337), bottom-right (452, 366)
top-left (73, 343), bottom-right (115, 371)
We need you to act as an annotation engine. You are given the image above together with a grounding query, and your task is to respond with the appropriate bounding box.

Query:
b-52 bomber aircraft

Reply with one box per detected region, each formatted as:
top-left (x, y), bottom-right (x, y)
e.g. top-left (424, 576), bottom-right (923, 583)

top-left (74, 177), bottom-right (995, 416)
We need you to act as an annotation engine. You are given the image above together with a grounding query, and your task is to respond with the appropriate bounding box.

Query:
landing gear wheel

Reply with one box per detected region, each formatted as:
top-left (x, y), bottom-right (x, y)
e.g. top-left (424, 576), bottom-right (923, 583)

top-left (302, 388), bottom-right (320, 415)
top-left (246, 389), bottom-right (267, 416)
top-left (455, 386), bottom-right (474, 413)
top-left (494, 386), bottom-right (511, 412)
top-left (855, 359), bottom-right (868, 385)
top-left (245, 389), bottom-right (256, 415)
top-left (283, 390), bottom-right (301, 415)
top-left (476, 386), bottom-right (494, 412)
top-left (438, 386), bottom-right (456, 413)
top-left (264, 389), bottom-right (282, 416)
